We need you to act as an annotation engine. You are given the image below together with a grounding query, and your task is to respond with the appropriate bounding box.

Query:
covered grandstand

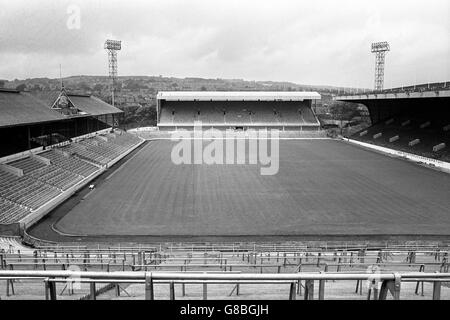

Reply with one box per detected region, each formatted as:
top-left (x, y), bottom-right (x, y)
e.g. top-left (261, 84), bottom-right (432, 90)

top-left (0, 87), bottom-right (144, 235)
top-left (335, 85), bottom-right (450, 162)
top-left (0, 87), bottom-right (123, 158)
top-left (156, 91), bottom-right (321, 130)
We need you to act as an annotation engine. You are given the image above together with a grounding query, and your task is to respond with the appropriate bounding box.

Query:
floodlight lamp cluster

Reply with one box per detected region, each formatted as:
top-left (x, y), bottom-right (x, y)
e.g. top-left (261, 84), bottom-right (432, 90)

top-left (371, 42), bottom-right (390, 52)
top-left (104, 40), bottom-right (122, 50)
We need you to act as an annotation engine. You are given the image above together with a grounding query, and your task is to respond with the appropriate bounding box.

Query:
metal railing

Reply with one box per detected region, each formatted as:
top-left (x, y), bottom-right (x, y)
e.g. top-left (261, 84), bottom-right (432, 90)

top-left (0, 270), bottom-right (449, 300)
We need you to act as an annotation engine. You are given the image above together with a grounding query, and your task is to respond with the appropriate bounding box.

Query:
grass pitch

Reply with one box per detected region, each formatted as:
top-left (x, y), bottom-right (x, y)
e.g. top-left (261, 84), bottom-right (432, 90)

top-left (55, 139), bottom-right (450, 236)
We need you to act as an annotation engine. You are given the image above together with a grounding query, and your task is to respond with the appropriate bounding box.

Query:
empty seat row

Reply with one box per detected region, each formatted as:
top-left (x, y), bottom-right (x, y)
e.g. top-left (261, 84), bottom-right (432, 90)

top-left (353, 115), bottom-right (450, 161)
top-left (8, 157), bottom-right (46, 174)
top-left (29, 164), bottom-right (84, 191)
top-left (159, 104), bottom-right (319, 125)
top-left (0, 132), bottom-right (141, 224)
top-left (39, 150), bottom-right (99, 177)
top-left (0, 170), bottom-right (61, 211)
top-left (0, 198), bottom-right (31, 224)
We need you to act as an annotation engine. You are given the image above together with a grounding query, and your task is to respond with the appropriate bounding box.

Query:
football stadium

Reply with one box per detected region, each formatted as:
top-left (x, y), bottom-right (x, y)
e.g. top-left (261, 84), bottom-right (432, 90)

top-left (0, 0), bottom-right (449, 305)
top-left (0, 83), bottom-right (449, 301)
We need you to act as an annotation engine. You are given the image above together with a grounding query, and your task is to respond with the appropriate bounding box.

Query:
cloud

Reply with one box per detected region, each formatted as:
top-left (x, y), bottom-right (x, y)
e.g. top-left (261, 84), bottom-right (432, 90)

top-left (0, 0), bottom-right (448, 87)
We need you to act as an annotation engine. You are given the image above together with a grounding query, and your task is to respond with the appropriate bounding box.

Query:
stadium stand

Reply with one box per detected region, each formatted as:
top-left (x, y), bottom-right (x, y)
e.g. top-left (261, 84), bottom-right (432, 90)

top-left (352, 111), bottom-right (450, 162)
top-left (0, 199), bottom-right (31, 224)
top-left (28, 165), bottom-right (84, 191)
top-left (57, 131), bottom-right (142, 166)
top-left (361, 81), bottom-right (449, 95)
top-left (0, 131), bottom-right (143, 225)
top-left (157, 92), bottom-right (321, 130)
top-left (224, 104), bottom-right (252, 124)
top-left (8, 157), bottom-right (47, 174)
top-left (0, 169), bottom-right (61, 211)
top-left (336, 84), bottom-right (450, 162)
top-left (39, 150), bottom-right (99, 177)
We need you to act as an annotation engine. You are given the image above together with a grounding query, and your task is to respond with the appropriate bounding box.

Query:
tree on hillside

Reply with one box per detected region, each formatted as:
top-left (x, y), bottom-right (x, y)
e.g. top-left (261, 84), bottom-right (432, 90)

top-left (329, 102), bottom-right (360, 122)
top-left (16, 84), bottom-right (26, 91)
top-left (136, 105), bottom-right (157, 126)
top-left (93, 83), bottom-right (104, 91)
top-left (78, 81), bottom-right (91, 91)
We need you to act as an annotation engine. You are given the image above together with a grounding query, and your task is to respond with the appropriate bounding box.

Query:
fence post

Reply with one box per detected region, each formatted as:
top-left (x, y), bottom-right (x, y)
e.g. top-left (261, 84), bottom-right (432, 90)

top-left (432, 281), bottom-right (441, 300)
top-left (379, 274), bottom-right (401, 300)
top-left (393, 273), bottom-right (401, 300)
top-left (289, 282), bottom-right (296, 300)
top-left (145, 272), bottom-right (154, 300)
top-left (373, 287), bottom-right (379, 300)
top-left (355, 280), bottom-right (361, 294)
top-left (304, 280), bottom-right (314, 300)
top-left (318, 273), bottom-right (325, 300)
top-left (203, 282), bottom-right (208, 300)
top-left (45, 278), bottom-right (57, 300)
top-left (415, 265), bottom-right (425, 296)
top-left (6, 278), bottom-right (15, 296)
top-left (44, 279), bottom-right (49, 300)
top-left (90, 282), bottom-right (96, 300)
top-left (169, 282), bottom-right (175, 300)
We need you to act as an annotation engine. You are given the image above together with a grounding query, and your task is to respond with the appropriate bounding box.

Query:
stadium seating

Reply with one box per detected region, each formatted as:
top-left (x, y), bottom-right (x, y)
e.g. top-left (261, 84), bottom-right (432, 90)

top-left (159, 106), bottom-right (174, 124)
top-left (352, 111), bottom-right (450, 162)
top-left (39, 150), bottom-right (99, 177)
top-left (29, 165), bottom-right (83, 191)
top-left (196, 105), bottom-right (226, 124)
top-left (159, 101), bottom-right (320, 127)
top-left (0, 170), bottom-right (61, 211)
top-left (224, 105), bottom-right (252, 124)
top-left (0, 198), bottom-right (31, 224)
top-left (59, 131), bottom-right (142, 165)
top-left (8, 157), bottom-right (46, 174)
top-left (0, 131), bottom-right (142, 225)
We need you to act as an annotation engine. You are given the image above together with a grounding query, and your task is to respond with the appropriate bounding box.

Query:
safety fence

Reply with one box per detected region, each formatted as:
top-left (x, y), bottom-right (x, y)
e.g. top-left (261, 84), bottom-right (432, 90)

top-left (0, 270), bottom-right (449, 300)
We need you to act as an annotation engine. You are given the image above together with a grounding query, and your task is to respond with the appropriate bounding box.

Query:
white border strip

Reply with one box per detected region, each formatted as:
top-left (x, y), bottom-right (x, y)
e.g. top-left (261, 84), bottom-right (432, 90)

top-left (345, 138), bottom-right (450, 173)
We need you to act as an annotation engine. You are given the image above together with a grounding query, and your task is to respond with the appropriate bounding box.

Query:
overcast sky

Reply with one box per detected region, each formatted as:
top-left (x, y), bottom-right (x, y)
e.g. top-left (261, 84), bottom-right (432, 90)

top-left (0, 0), bottom-right (448, 88)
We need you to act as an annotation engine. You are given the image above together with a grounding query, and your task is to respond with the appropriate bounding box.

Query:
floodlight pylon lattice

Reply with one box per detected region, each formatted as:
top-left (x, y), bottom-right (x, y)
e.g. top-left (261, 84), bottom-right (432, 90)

top-left (371, 42), bottom-right (390, 91)
top-left (104, 40), bottom-right (122, 107)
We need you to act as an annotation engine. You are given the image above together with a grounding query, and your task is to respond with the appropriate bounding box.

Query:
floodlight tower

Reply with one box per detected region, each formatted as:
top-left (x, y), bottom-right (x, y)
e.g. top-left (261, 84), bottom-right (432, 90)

top-left (104, 39), bottom-right (122, 106)
top-left (371, 41), bottom-right (390, 91)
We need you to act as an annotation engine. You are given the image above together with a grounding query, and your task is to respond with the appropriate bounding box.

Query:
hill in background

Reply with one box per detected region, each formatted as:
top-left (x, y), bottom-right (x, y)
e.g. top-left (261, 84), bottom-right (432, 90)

top-left (1, 76), bottom-right (368, 129)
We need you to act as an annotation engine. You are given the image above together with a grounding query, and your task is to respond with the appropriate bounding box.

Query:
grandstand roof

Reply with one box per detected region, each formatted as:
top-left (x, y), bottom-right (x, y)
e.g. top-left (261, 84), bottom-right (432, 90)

top-left (0, 89), bottom-right (123, 128)
top-left (0, 89), bottom-right (65, 127)
top-left (157, 91), bottom-right (321, 101)
top-left (31, 91), bottom-right (123, 116)
top-left (335, 89), bottom-right (450, 102)
top-left (68, 94), bottom-right (123, 116)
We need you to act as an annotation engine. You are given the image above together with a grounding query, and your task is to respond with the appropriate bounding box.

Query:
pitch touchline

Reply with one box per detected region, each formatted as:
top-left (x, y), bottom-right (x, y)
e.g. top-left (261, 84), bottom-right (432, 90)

top-left (105, 144), bottom-right (147, 181)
